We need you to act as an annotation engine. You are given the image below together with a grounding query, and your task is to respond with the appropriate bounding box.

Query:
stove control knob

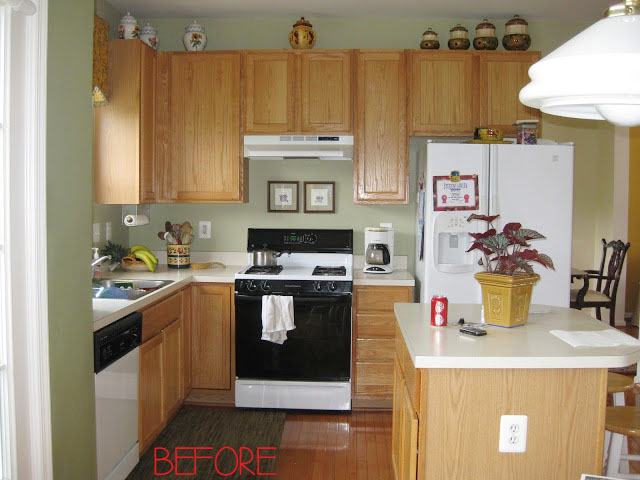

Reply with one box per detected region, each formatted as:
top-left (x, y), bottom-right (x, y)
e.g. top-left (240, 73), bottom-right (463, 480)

top-left (307, 233), bottom-right (318, 244)
top-left (328, 282), bottom-right (338, 292)
top-left (246, 280), bottom-right (258, 292)
top-left (261, 281), bottom-right (271, 293)
top-left (313, 281), bottom-right (323, 292)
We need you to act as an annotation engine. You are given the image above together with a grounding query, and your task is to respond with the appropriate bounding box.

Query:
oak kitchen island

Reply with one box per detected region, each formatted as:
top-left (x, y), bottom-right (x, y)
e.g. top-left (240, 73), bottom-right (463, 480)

top-left (392, 303), bottom-right (640, 480)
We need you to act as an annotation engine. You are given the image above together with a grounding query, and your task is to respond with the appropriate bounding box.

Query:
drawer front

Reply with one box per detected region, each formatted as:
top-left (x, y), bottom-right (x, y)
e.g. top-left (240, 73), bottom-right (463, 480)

top-left (355, 286), bottom-right (412, 313)
top-left (356, 313), bottom-right (396, 338)
top-left (354, 362), bottom-right (394, 397)
top-left (142, 292), bottom-right (182, 342)
top-left (356, 338), bottom-right (395, 362)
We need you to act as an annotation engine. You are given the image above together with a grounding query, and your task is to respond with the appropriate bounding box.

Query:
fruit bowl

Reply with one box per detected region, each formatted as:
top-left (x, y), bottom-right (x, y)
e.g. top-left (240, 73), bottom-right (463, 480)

top-left (477, 128), bottom-right (504, 141)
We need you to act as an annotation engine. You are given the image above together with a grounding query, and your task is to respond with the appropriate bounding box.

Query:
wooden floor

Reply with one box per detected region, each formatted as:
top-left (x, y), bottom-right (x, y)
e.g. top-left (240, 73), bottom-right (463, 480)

top-left (275, 411), bottom-right (393, 479)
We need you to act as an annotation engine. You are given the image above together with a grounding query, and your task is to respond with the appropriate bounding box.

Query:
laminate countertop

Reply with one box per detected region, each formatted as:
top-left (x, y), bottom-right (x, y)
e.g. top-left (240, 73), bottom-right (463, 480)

top-left (93, 265), bottom-right (415, 331)
top-left (394, 302), bottom-right (640, 369)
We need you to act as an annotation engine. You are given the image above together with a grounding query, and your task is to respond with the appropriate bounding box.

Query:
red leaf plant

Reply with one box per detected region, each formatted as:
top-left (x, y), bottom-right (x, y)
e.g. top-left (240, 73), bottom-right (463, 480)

top-left (466, 214), bottom-right (555, 276)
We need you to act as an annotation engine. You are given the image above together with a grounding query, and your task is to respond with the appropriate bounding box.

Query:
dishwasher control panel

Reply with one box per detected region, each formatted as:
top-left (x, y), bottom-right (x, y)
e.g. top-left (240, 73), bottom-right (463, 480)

top-left (93, 311), bottom-right (142, 373)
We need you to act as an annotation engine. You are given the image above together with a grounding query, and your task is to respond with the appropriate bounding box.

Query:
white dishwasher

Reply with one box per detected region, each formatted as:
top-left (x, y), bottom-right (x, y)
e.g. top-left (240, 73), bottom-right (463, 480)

top-left (94, 311), bottom-right (142, 480)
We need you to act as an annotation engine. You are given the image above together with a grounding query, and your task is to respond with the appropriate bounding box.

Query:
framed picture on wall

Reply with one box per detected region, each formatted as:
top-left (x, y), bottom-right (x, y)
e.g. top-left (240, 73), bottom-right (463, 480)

top-left (268, 181), bottom-right (299, 212)
top-left (304, 182), bottom-right (335, 213)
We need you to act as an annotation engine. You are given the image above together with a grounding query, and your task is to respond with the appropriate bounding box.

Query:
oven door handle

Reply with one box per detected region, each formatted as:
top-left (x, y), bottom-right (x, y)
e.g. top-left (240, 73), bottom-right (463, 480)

top-left (235, 294), bottom-right (351, 303)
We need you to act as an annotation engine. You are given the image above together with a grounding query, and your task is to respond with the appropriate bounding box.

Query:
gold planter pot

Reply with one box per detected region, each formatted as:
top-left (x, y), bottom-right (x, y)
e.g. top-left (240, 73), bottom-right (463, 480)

top-left (474, 272), bottom-right (540, 328)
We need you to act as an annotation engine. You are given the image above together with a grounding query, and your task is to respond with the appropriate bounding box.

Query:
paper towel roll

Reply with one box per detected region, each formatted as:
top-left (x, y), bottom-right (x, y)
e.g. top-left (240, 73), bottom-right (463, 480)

top-left (123, 214), bottom-right (150, 226)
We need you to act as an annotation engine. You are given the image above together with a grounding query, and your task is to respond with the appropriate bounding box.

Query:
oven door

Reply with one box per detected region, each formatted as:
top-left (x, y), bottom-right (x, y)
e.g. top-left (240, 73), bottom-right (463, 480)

top-left (235, 293), bottom-right (352, 382)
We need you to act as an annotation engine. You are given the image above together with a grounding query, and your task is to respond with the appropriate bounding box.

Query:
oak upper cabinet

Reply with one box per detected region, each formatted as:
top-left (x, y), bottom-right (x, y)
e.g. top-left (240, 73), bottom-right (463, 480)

top-left (94, 39), bottom-right (156, 204)
top-left (192, 284), bottom-right (233, 390)
top-left (478, 51), bottom-right (541, 136)
top-left (157, 51), bottom-right (244, 202)
top-left (408, 50), bottom-right (476, 136)
top-left (243, 51), bottom-right (296, 133)
top-left (354, 50), bottom-right (408, 204)
top-left (299, 51), bottom-right (352, 133)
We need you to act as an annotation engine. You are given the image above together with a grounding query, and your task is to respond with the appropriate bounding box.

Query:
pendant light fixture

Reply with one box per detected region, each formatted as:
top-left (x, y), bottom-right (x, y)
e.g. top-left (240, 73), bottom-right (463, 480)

top-left (519, 0), bottom-right (640, 127)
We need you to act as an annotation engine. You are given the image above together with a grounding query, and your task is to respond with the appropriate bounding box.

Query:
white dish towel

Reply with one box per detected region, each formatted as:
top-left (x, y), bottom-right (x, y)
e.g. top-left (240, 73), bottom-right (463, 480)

top-left (261, 295), bottom-right (296, 345)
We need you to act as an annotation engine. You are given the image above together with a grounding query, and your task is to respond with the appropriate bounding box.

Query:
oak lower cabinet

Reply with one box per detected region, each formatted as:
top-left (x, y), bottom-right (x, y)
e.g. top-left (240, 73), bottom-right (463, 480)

top-left (94, 39), bottom-right (156, 204)
top-left (392, 359), bottom-right (418, 480)
top-left (352, 285), bottom-right (413, 409)
top-left (156, 51), bottom-right (244, 202)
top-left (354, 50), bottom-right (408, 204)
top-left (138, 291), bottom-right (185, 453)
top-left (191, 284), bottom-right (234, 398)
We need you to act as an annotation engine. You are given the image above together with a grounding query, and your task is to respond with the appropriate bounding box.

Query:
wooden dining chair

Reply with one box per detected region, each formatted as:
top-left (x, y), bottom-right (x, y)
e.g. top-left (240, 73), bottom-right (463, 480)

top-left (570, 239), bottom-right (631, 326)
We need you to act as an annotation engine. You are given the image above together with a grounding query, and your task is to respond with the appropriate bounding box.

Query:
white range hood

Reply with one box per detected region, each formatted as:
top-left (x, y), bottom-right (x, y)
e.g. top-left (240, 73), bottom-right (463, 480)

top-left (243, 135), bottom-right (354, 160)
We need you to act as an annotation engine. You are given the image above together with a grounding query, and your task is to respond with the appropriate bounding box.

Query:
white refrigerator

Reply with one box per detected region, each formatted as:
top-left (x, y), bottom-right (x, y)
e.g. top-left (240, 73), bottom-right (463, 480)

top-left (415, 141), bottom-right (574, 307)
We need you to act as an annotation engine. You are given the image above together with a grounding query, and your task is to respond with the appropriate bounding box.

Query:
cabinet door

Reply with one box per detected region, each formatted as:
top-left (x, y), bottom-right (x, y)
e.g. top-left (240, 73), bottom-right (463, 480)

top-left (94, 40), bottom-right (156, 204)
top-left (354, 50), bottom-right (408, 204)
top-left (478, 52), bottom-right (541, 135)
top-left (192, 284), bottom-right (232, 390)
top-left (408, 51), bottom-right (476, 136)
top-left (182, 287), bottom-right (192, 397)
top-left (162, 317), bottom-right (183, 420)
top-left (139, 334), bottom-right (163, 453)
top-left (243, 51), bottom-right (296, 133)
top-left (392, 358), bottom-right (419, 480)
top-left (163, 52), bottom-right (243, 202)
top-left (300, 51), bottom-right (352, 133)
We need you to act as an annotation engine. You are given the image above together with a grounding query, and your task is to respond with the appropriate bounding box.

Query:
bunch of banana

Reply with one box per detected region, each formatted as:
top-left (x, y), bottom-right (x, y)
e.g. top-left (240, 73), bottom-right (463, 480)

top-left (126, 244), bottom-right (158, 272)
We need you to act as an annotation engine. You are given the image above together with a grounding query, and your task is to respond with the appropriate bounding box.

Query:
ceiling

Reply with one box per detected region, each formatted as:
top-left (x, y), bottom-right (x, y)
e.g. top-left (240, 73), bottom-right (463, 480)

top-left (107, 0), bottom-right (613, 22)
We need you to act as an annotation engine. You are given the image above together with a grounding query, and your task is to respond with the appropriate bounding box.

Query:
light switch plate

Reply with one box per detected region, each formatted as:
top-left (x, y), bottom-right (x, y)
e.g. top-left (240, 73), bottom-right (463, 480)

top-left (93, 223), bottom-right (101, 243)
top-left (199, 221), bottom-right (211, 239)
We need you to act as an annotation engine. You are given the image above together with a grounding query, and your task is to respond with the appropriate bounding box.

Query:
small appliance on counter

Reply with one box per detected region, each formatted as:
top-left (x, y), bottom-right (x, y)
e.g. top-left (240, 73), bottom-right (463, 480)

top-left (364, 224), bottom-right (394, 274)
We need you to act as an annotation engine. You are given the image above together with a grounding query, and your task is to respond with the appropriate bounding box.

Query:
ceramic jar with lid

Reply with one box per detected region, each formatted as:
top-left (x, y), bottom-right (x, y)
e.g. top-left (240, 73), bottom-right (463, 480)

top-left (448, 24), bottom-right (470, 50)
top-left (118, 12), bottom-right (139, 39)
top-left (420, 27), bottom-right (440, 49)
top-left (183, 20), bottom-right (207, 51)
top-left (139, 23), bottom-right (159, 50)
top-left (288, 17), bottom-right (316, 49)
top-left (503, 15), bottom-right (531, 50)
top-left (473, 19), bottom-right (498, 50)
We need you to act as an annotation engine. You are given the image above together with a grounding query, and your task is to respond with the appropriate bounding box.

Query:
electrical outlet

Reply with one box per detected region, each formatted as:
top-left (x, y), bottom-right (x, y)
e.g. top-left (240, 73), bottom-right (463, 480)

top-left (199, 221), bottom-right (211, 239)
top-left (93, 223), bottom-right (101, 243)
top-left (105, 222), bottom-right (112, 242)
top-left (499, 415), bottom-right (527, 453)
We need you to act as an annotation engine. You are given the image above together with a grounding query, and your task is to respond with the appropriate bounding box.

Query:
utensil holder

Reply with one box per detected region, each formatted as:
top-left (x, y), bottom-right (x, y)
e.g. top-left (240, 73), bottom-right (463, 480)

top-left (167, 244), bottom-right (190, 269)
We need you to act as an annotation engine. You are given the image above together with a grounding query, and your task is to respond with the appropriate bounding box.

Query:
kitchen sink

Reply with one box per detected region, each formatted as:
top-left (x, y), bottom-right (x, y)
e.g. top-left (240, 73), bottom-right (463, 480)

top-left (92, 279), bottom-right (174, 300)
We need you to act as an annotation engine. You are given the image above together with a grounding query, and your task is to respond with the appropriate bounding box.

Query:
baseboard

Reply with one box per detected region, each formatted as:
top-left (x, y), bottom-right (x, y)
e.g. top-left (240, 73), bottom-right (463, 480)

top-left (352, 397), bottom-right (392, 411)
top-left (185, 388), bottom-right (234, 406)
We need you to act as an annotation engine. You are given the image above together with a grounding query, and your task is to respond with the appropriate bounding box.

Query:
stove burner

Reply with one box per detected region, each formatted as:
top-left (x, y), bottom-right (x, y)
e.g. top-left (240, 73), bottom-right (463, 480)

top-left (312, 266), bottom-right (347, 276)
top-left (245, 265), bottom-right (284, 275)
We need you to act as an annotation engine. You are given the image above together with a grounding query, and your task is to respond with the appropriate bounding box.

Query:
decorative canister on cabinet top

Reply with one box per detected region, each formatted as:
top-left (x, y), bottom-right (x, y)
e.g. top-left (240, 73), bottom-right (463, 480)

top-left (503, 15), bottom-right (531, 50)
top-left (420, 27), bottom-right (440, 49)
top-left (473, 19), bottom-right (498, 50)
top-left (183, 20), bottom-right (207, 51)
top-left (289, 17), bottom-right (316, 49)
top-left (139, 23), bottom-right (159, 50)
top-left (118, 12), bottom-right (139, 39)
top-left (448, 24), bottom-right (470, 50)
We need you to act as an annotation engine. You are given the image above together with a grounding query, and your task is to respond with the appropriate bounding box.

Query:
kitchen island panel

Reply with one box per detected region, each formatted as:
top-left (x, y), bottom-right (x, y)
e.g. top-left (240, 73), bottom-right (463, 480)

top-left (418, 367), bottom-right (606, 479)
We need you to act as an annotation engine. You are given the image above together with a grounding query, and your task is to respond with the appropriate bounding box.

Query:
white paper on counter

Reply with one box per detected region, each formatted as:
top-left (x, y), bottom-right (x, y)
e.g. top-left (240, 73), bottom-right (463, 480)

top-left (550, 329), bottom-right (640, 348)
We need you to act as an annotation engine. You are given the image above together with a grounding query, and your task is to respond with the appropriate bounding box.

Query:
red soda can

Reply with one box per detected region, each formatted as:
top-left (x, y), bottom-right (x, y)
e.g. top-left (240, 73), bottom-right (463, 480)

top-left (431, 295), bottom-right (448, 326)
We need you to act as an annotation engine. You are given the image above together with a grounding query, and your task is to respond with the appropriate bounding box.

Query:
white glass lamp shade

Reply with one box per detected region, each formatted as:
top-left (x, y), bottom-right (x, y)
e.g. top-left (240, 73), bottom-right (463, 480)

top-left (519, 14), bottom-right (640, 127)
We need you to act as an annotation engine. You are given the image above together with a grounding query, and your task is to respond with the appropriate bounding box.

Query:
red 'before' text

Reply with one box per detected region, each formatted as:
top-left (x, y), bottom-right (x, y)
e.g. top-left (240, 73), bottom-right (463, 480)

top-left (154, 446), bottom-right (276, 476)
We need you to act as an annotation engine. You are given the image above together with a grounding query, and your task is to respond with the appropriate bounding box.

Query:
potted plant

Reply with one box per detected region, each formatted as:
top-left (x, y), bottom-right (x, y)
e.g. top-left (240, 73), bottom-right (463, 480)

top-left (467, 214), bottom-right (555, 327)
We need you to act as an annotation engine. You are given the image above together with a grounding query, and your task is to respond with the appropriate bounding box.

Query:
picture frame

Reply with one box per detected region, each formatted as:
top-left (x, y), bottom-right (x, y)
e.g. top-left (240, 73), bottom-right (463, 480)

top-left (268, 181), bottom-right (299, 213)
top-left (304, 181), bottom-right (335, 213)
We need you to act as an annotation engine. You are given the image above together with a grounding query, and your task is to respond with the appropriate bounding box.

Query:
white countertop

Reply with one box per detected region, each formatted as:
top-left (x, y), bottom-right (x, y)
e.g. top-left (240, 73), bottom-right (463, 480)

top-left (93, 265), bottom-right (414, 331)
top-left (394, 303), bottom-right (640, 369)
top-left (353, 269), bottom-right (415, 286)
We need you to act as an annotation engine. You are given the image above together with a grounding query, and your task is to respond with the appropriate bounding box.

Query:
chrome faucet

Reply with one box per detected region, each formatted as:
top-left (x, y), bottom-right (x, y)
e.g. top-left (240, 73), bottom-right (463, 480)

top-left (91, 255), bottom-right (112, 267)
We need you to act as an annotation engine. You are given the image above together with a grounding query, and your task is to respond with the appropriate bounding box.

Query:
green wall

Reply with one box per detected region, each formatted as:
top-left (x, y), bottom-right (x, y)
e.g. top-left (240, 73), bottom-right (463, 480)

top-left (123, 15), bottom-right (613, 275)
top-left (48, 0), bottom-right (96, 478)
